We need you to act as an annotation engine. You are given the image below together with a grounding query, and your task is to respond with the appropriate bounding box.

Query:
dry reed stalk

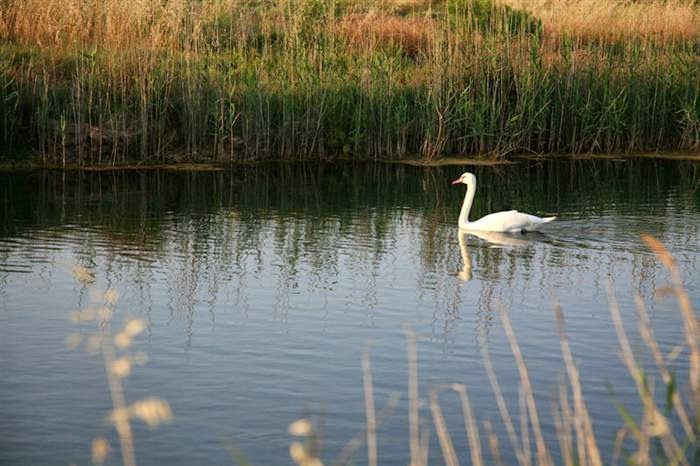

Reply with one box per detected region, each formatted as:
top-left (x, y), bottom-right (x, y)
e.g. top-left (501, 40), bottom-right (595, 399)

top-left (451, 384), bottom-right (484, 466)
top-left (332, 391), bottom-right (400, 466)
top-left (67, 271), bottom-right (171, 466)
top-left (518, 386), bottom-right (532, 465)
top-left (550, 403), bottom-right (565, 465)
top-left (551, 396), bottom-right (573, 466)
top-left (405, 328), bottom-right (421, 466)
top-left (641, 234), bottom-right (700, 411)
top-left (638, 399), bottom-right (651, 466)
top-left (552, 304), bottom-right (602, 466)
top-left (556, 378), bottom-right (574, 466)
top-left (499, 306), bottom-right (552, 466)
top-left (362, 350), bottom-right (377, 466)
top-left (430, 386), bottom-right (459, 466)
top-left (68, 275), bottom-right (136, 466)
top-left (101, 321), bottom-right (137, 466)
top-left (635, 293), bottom-right (695, 440)
top-left (606, 282), bottom-right (689, 466)
top-left (611, 427), bottom-right (628, 466)
top-left (419, 422), bottom-right (430, 466)
top-left (483, 419), bottom-right (505, 466)
top-left (480, 340), bottom-right (528, 465)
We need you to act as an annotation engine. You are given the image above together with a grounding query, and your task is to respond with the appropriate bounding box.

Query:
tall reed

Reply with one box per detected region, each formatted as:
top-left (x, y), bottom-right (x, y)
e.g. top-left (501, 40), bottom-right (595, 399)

top-left (1, 0), bottom-right (698, 164)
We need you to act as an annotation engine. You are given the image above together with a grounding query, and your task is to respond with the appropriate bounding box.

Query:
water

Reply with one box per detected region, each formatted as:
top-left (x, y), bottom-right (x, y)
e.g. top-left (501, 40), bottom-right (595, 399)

top-left (0, 160), bottom-right (698, 465)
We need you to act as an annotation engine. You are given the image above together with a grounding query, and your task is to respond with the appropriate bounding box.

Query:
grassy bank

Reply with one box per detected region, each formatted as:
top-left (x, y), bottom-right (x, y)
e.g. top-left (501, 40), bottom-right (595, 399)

top-left (1, 0), bottom-right (699, 166)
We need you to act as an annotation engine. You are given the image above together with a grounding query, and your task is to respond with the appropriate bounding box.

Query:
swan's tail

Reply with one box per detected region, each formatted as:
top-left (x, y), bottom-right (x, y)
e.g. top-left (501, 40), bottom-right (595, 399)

top-left (529, 216), bottom-right (556, 231)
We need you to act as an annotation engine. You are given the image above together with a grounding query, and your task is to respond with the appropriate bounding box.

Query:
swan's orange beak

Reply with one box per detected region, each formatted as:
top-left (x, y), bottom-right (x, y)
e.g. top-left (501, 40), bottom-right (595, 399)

top-left (451, 178), bottom-right (462, 185)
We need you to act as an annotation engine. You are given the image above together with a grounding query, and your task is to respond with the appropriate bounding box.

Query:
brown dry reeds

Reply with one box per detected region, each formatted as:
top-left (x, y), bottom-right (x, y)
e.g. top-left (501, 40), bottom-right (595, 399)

top-left (335, 13), bottom-right (434, 58)
top-left (0, 0), bottom-right (189, 52)
top-left (504, 0), bottom-right (700, 45)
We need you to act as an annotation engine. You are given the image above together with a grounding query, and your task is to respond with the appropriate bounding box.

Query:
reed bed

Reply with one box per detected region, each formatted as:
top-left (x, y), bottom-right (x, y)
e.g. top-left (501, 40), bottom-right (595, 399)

top-left (1, 0), bottom-right (698, 165)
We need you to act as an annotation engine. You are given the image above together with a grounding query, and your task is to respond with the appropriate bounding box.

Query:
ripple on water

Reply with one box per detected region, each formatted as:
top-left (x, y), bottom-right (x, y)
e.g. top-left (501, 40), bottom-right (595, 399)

top-left (0, 162), bottom-right (698, 465)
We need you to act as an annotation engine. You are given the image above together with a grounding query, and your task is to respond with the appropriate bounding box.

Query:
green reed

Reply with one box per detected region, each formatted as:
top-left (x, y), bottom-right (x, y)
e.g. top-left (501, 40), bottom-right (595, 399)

top-left (0, 0), bottom-right (698, 165)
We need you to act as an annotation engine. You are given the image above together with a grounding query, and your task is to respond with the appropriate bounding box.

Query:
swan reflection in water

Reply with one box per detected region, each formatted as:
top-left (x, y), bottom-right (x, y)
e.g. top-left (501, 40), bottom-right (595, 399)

top-left (457, 229), bottom-right (552, 282)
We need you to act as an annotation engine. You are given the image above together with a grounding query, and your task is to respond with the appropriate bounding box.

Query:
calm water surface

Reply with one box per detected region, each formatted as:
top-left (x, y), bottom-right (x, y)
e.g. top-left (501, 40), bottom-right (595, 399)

top-left (0, 160), bottom-right (698, 465)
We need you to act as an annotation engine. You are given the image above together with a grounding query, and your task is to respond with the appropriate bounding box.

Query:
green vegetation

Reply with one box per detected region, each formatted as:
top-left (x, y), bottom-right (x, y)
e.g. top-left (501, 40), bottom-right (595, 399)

top-left (0, 0), bottom-right (698, 165)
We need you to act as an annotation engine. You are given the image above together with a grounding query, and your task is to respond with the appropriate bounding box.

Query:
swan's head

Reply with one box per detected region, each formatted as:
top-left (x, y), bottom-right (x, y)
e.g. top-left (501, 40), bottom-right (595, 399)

top-left (451, 172), bottom-right (476, 186)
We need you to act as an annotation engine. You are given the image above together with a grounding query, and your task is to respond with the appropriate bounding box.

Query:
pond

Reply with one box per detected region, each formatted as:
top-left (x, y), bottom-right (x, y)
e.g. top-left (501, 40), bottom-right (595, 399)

top-left (0, 160), bottom-right (698, 465)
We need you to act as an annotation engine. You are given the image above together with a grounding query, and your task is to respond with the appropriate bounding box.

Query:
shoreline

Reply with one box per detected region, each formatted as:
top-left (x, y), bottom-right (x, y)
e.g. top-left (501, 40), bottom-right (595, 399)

top-left (1, 151), bottom-right (699, 172)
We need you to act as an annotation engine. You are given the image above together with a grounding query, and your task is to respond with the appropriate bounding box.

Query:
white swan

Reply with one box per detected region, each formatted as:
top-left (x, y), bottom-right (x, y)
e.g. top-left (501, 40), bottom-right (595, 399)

top-left (452, 172), bottom-right (556, 232)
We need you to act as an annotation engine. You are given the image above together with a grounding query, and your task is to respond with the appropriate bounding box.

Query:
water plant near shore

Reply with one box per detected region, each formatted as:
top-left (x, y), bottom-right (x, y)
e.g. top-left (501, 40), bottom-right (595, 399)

top-left (1, 0), bottom-right (698, 165)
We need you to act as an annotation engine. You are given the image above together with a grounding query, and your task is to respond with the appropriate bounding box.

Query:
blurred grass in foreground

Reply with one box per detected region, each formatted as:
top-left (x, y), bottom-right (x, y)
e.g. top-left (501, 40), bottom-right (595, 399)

top-left (67, 268), bottom-right (172, 466)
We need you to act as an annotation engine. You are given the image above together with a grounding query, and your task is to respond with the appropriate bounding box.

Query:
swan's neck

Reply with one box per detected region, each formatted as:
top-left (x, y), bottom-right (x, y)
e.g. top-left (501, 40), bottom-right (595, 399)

top-left (458, 181), bottom-right (475, 229)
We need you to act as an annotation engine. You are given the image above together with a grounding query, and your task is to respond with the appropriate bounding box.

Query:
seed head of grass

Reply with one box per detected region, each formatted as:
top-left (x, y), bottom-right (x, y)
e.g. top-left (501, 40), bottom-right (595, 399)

top-left (69, 309), bottom-right (96, 323)
top-left (289, 418), bottom-right (314, 437)
top-left (289, 440), bottom-right (322, 466)
top-left (115, 319), bottom-right (146, 348)
top-left (129, 397), bottom-right (173, 429)
top-left (91, 437), bottom-right (110, 465)
top-left (110, 357), bottom-right (132, 378)
top-left (65, 333), bottom-right (83, 350)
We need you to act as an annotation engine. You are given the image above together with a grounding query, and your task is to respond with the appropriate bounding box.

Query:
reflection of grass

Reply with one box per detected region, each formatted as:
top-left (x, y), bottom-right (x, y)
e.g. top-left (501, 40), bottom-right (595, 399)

top-left (1, 1), bottom-right (698, 164)
top-left (67, 268), bottom-right (172, 466)
top-left (292, 236), bottom-right (698, 465)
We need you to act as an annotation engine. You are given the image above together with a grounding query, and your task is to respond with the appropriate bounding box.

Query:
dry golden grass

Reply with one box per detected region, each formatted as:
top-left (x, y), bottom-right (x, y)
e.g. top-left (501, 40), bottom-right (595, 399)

top-left (335, 13), bottom-right (434, 58)
top-left (504, 0), bottom-right (700, 44)
top-left (0, 0), bottom-right (190, 52)
top-left (2, 0), bottom-right (696, 59)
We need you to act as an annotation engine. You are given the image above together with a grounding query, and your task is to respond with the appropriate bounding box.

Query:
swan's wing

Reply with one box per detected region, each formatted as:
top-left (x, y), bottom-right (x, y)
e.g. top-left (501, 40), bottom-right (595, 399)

top-left (469, 210), bottom-right (555, 232)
